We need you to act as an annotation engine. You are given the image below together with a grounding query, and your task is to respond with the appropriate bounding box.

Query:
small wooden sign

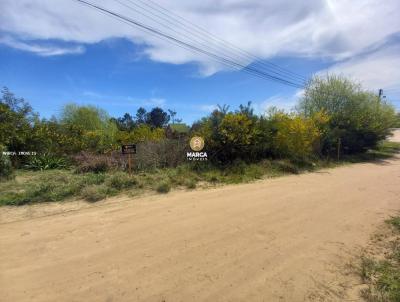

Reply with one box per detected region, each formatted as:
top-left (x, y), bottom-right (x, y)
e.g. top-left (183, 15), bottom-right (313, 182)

top-left (121, 144), bottom-right (136, 155)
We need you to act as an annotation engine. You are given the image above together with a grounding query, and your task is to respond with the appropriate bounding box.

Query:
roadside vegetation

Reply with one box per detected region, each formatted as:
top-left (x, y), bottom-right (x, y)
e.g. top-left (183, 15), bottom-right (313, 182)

top-left (359, 216), bottom-right (400, 302)
top-left (1, 75), bottom-right (399, 205)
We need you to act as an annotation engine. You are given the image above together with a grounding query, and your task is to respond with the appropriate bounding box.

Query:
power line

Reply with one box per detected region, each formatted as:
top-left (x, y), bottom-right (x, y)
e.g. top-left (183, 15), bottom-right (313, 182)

top-left (73, 0), bottom-right (305, 88)
top-left (119, 0), bottom-right (307, 84)
top-left (112, 0), bottom-right (287, 81)
top-left (114, 0), bottom-right (304, 86)
top-left (130, 0), bottom-right (307, 82)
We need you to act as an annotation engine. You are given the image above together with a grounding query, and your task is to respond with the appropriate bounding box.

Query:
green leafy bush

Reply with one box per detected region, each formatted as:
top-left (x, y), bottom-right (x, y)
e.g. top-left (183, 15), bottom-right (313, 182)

top-left (0, 145), bottom-right (14, 181)
top-left (298, 75), bottom-right (397, 155)
top-left (106, 172), bottom-right (137, 190)
top-left (25, 154), bottom-right (68, 170)
top-left (185, 179), bottom-right (197, 189)
top-left (0, 192), bottom-right (23, 206)
top-left (269, 111), bottom-right (327, 161)
top-left (156, 181), bottom-right (171, 193)
top-left (60, 103), bottom-right (118, 152)
top-left (196, 110), bottom-right (258, 163)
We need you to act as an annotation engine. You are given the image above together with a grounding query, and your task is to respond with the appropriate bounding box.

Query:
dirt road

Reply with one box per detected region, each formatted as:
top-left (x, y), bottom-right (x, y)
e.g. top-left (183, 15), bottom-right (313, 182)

top-left (1, 133), bottom-right (400, 302)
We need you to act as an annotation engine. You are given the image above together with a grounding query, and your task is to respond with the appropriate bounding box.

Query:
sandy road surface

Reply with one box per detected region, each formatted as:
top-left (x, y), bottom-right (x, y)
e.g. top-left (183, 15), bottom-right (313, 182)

top-left (1, 132), bottom-right (400, 302)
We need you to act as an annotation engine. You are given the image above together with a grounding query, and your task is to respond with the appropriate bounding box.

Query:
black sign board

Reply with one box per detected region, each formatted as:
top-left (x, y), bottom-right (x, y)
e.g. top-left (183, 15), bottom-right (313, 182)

top-left (121, 144), bottom-right (136, 154)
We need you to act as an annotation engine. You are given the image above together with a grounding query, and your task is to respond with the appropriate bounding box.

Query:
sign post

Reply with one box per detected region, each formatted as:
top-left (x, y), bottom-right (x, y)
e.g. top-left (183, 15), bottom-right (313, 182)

top-left (121, 144), bottom-right (136, 175)
top-left (128, 153), bottom-right (132, 175)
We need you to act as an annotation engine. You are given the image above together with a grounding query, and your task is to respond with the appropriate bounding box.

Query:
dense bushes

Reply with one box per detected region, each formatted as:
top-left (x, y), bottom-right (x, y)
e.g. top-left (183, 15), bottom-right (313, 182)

top-left (0, 88), bottom-right (171, 168)
top-left (0, 75), bottom-right (398, 204)
top-left (191, 76), bottom-right (396, 164)
top-left (134, 139), bottom-right (187, 170)
top-left (0, 145), bottom-right (13, 181)
top-left (194, 104), bottom-right (327, 163)
top-left (60, 104), bottom-right (118, 152)
top-left (0, 88), bottom-right (37, 167)
top-left (269, 111), bottom-right (328, 160)
top-left (73, 151), bottom-right (126, 173)
top-left (116, 124), bottom-right (165, 144)
top-left (3, 75), bottom-right (396, 172)
top-left (298, 75), bottom-right (396, 155)
top-left (195, 106), bottom-right (259, 163)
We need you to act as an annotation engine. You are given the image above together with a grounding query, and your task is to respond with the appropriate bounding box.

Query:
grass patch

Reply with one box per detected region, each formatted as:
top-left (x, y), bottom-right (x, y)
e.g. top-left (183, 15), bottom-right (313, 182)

top-left (0, 170), bottom-right (124, 205)
top-left (343, 141), bottom-right (400, 163)
top-left (359, 215), bottom-right (400, 302)
top-left (156, 181), bottom-right (171, 193)
top-left (387, 216), bottom-right (400, 232)
top-left (105, 172), bottom-right (137, 190)
top-left (81, 185), bottom-right (112, 202)
top-left (185, 179), bottom-right (197, 189)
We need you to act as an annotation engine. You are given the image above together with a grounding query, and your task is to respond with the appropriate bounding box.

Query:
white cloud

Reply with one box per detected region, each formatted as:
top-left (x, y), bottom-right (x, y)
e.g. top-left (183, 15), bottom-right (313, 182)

top-left (320, 43), bottom-right (400, 102)
top-left (0, 35), bottom-right (84, 56)
top-left (199, 104), bottom-right (218, 112)
top-left (81, 90), bottom-right (167, 108)
top-left (0, 0), bottom-right (399, 76)
top-left (142, 98), bottom-right (166, 107)
top-left (255, 93), bottom-right (300, 114)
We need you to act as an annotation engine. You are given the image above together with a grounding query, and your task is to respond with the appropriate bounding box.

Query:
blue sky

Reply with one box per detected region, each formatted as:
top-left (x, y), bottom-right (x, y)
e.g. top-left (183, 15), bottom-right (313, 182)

top-left (1, 0), bottom-right (399, 124)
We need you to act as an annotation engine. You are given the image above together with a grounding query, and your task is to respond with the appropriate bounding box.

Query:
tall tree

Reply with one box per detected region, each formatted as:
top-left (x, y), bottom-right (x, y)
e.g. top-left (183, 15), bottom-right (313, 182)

top-left (115, 113), bottom-right (135, 131)
top-left (298, 75), bottom-right (396, 154)
top-left (0, 87), bottom-right (35, 150)
top-left (146, 107), bottom-right (170, 128)
top-left (168, 109), bottom-right (177, 124)
top-left (136, 107), bottom-right (147, 125)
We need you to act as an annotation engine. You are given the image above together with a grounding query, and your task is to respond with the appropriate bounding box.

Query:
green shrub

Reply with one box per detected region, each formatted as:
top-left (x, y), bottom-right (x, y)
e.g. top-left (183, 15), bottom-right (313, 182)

top-left (195, 110), bottom-right (258, 164)
top-left (81, 185), bottom-right (109, 202)
top-left (272, 160), bottom-right (300, 174)
top-left (25, 154), bottom-right (68, 170)
top-left (185, 179), bottom-right (197, 189)
top-left (269, 111), bottom-right (326, 160)
top-left (205, 172), bottom-right (220, 183)
top-left (0, 145), bottom-right (14, 181)
top-left (60, 103), bottom-right (118, 153)
top-left (243, 164), bottom-right (264, 179)
top-left (106, 172), bottom-right (137, 190)
top-left (299, 75), bottom-right (397, 155)
top-left (156, 181), bottom-right (171, 193)
top-left (0, 192), bottom-right (24, 206)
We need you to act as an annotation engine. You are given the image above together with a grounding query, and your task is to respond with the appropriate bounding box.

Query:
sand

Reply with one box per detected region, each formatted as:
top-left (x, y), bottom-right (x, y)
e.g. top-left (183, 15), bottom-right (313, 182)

top-left (1, 130), bottom-right (399, 302)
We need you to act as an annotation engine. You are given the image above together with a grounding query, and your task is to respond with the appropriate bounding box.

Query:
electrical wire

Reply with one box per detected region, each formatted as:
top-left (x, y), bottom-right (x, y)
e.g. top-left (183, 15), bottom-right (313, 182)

top-left (73, 0), bottom-right (305, 88)
top-left (119, 0), bottom-right (307, 84)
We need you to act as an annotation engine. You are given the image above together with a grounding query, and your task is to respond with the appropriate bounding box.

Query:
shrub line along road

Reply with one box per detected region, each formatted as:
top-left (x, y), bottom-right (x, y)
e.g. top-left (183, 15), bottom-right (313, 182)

top-left (1, 130), bottom-right (400, 302)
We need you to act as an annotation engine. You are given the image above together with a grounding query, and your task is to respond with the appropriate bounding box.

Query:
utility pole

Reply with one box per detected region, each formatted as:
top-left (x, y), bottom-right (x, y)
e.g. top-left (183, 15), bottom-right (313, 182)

top-left (378, 89), bottom-right (383, 102)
